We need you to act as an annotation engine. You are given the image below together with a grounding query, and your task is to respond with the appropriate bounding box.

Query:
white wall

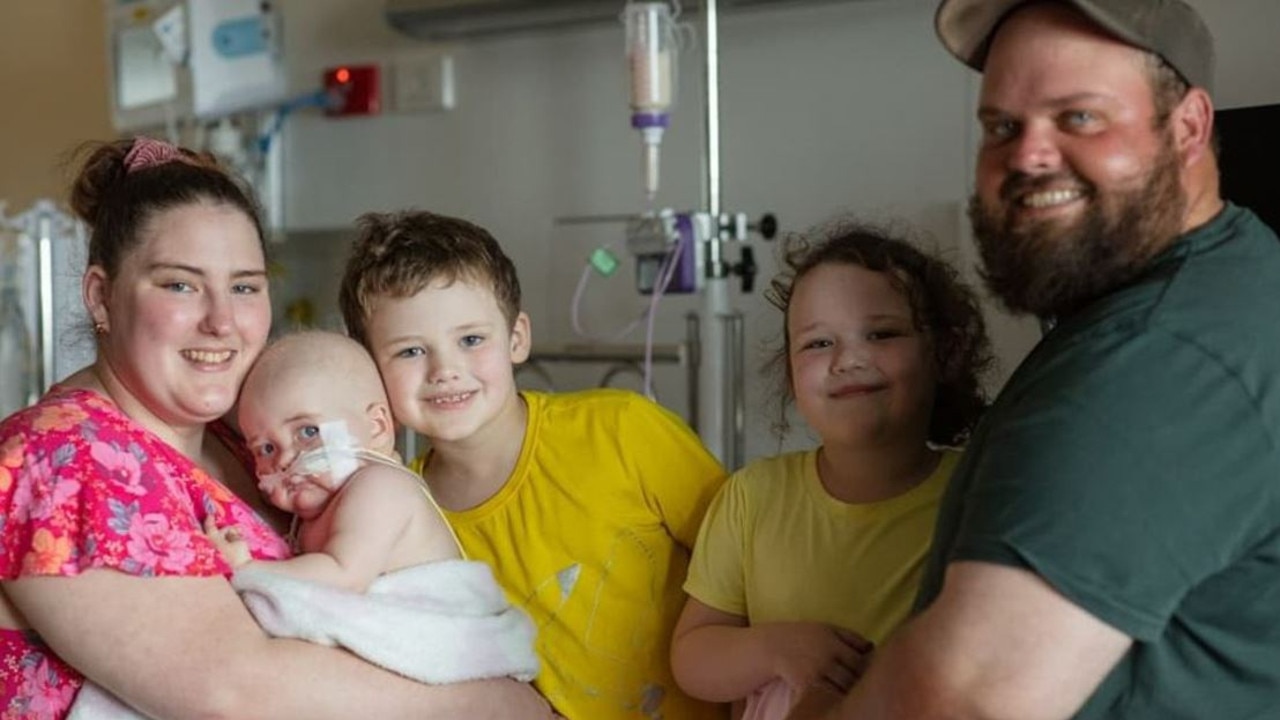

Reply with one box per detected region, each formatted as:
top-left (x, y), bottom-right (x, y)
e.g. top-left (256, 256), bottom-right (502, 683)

top-left (269, 0), bottom-right (1280, 464)
top-left (1193, 0), bottom-right (1280, 110)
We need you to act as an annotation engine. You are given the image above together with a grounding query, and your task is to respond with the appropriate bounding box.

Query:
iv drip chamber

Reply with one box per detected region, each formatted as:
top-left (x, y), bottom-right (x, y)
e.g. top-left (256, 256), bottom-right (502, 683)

top-left (639, 125), bottom-right (664, 200)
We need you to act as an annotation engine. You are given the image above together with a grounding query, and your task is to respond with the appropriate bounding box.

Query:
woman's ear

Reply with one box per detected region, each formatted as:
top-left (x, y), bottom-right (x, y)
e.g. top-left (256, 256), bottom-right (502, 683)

top-left (509, 311), bottom-right (532, 364)
top-left (83, 265), bottom-right (111, 333)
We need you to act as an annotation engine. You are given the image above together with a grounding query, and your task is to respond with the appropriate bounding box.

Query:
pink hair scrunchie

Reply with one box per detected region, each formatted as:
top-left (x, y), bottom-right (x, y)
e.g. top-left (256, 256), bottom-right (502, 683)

top-left (122, 137), bottom-right (187, 174)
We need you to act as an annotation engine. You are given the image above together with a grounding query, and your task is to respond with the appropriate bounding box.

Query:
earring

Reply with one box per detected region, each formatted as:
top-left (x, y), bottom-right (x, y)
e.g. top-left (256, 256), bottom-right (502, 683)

top-left (93, 321), bottom-right (107, 336)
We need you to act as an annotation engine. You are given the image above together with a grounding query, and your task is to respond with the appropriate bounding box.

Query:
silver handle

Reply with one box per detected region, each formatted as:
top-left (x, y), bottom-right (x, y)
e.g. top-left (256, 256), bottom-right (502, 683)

top-left (686, 312), bottom-right (700, 434)
top-left (36, 214), bottom-right (54, 393)
top-left (721, 310), bottom-right (745, 471)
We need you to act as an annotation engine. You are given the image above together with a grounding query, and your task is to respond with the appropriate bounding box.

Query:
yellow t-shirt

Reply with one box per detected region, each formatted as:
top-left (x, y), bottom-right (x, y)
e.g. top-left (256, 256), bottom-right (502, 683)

top-left (412, 389), bottom-right (728, 720)
top-left (684, 448), bottom-right (958, 645)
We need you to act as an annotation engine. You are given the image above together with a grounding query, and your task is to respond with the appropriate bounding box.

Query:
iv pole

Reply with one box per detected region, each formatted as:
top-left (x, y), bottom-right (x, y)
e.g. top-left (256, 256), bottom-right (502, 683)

top-left (697, 0), bottom-right (744, 469)
top-left (558, 0), bottom-right (754, 469)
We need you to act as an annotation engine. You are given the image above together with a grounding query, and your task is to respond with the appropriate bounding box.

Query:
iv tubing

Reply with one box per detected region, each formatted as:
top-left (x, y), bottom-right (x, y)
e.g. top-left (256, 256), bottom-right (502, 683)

top-left (641, 226), bottom-right (686, 398)
top-left (272, 446), bottom-right (465, 555)
top-left (568, 224), bottom-right (684, 397)
top-left (570, 256), bottom-right (648, 341)
top-left (569, 224), bottom-right (685, 342)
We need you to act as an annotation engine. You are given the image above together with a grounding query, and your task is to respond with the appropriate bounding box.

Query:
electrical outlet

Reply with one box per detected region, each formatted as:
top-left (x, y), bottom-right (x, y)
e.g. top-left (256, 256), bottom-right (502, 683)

top-left (391, 53), bottom-right (455, 112)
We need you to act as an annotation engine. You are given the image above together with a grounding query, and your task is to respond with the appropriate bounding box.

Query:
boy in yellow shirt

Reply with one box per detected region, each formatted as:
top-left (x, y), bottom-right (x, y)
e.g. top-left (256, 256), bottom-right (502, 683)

top-left (338, 210), bottom-right (728, 720)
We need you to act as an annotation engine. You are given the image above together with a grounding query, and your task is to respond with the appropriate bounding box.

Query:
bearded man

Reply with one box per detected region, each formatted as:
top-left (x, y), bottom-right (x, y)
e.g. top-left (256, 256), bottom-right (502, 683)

top-left (789, 1), bottom-right (1280, 719)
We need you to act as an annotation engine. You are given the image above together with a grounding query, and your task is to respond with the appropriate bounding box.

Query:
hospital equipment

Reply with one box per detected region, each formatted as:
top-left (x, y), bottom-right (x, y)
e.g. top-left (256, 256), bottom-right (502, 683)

top-left (105, 0), bottom-right (289, 131)
top-left (0, 257), bottom-right (34, 418)
top-left (0, 201), bottom-right (92, 414)
top-left (675, 0), bottom-right (757, 467)
top-left (625, 2), bottom-right (679, 201)
top-left (554, 0), bottom-right (777, 468)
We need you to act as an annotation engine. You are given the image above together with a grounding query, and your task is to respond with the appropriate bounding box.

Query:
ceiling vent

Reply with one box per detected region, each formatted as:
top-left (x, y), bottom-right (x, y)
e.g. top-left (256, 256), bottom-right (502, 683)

top-left (386, 0), bottom-right (849, 41)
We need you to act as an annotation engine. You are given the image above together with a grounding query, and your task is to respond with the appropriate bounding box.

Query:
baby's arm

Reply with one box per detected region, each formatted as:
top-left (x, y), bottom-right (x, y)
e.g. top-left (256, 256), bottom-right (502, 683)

top-left (671, 598), bottom-right (874, 702)
top-left (238, 467), bottom-right (422, 592)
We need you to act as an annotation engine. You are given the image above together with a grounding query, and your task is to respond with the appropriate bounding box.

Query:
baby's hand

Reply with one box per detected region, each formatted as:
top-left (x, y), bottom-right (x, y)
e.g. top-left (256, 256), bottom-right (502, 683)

top-left (202, 516), bottom-right (253, 568)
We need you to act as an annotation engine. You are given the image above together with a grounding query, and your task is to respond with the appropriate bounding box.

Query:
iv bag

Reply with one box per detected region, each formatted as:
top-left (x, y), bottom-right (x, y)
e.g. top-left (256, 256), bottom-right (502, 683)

top-left (626, 2), bottom-right (676, 113)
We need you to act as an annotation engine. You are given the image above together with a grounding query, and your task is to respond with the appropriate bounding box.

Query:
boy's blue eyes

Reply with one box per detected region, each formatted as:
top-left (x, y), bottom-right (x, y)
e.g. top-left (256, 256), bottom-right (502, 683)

top-left (299, 425), bottom-right (320, 439)
top-left (394, 336), bottom-right (485, 357)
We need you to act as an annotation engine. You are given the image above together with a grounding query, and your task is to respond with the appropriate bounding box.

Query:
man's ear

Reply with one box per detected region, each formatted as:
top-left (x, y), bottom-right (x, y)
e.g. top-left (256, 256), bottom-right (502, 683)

top-left (1172, 87), bottom-right (1215, 167)
top-left (83, 265), bottom-right (111, 333)
top-left (509, 311), bottom-right (532, 364)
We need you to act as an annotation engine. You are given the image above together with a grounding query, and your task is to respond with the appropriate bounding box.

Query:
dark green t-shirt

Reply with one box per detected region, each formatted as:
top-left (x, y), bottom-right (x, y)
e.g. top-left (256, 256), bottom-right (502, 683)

top-left (919, 204), bottom-right (1280, 719)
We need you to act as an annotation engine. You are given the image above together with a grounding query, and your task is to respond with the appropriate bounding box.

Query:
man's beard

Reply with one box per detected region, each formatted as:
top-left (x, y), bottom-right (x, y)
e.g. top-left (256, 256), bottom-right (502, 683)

top-left (969, 134), bottom-right (1187, 319)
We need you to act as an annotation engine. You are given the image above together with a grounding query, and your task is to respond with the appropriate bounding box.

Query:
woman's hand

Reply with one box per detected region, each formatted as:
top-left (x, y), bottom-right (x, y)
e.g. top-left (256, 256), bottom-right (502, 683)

top-left (759, 622), bottom-right (873, 695)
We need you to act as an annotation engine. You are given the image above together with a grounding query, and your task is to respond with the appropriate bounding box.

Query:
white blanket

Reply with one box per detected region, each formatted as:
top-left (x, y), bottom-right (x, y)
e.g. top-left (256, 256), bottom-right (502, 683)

top-left (68, 560), bottom-right (539, 719)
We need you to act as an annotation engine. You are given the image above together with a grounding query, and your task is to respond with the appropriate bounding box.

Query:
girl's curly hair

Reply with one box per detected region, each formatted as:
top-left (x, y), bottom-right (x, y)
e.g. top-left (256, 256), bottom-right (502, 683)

top-left (763, 220), bottom-right (995, 446)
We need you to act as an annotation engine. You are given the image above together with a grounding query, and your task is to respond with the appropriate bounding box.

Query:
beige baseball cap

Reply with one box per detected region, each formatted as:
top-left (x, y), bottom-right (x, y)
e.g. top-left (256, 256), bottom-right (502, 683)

top-left (934, 0), bottom-right (1215, 92)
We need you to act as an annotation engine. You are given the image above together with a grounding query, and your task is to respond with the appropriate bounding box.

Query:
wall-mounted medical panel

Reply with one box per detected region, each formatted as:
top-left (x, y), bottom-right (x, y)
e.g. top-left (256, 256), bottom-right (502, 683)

top-left (105, 0), bottom-right (290, 131)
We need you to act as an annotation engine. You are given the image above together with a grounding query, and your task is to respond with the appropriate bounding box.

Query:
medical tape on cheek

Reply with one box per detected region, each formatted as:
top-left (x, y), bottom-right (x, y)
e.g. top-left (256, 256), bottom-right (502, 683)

top-left (317, 420), bottom-right (360, 486)
top-left (281, 420), bottom-right (361, 489)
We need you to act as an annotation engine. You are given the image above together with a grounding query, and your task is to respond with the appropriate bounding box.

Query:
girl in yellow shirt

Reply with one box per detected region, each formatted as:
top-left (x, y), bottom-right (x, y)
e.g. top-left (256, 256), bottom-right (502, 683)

top-left (672, 221), bottom-right (995, 720)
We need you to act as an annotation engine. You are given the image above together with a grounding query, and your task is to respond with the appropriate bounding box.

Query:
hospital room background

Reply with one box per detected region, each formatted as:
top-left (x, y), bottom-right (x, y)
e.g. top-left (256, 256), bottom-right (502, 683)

top-left (2, 0), bottom-right (1278, 469)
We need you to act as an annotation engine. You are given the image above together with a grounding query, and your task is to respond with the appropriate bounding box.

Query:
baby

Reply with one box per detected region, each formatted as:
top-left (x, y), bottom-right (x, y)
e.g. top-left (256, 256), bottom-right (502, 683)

top-left (211, 329), bottom-right (539, 686)
top-left (69, 331), bottom-right (537, 718)
top-left (214, 328), bottom-right (461, 586)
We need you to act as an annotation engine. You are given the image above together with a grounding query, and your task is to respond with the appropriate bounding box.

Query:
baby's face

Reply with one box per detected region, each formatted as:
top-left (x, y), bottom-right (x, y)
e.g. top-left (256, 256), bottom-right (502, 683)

top-left (239, 371), bottom-right (372, 518)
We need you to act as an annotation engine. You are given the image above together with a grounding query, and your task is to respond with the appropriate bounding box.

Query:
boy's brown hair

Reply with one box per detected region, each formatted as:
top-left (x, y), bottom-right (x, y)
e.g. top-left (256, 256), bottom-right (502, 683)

top-left (339, 210), bottom-right (523, 349)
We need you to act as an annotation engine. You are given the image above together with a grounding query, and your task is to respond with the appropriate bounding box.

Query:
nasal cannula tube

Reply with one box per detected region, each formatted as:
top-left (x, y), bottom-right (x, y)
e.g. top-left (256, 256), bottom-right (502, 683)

top-left (626, 2), bottom-right (676, 201)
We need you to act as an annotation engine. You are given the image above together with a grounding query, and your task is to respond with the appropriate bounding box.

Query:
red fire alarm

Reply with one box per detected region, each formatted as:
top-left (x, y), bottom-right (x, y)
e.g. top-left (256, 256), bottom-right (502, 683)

top-left (324, 64), bottom-right (380, 116)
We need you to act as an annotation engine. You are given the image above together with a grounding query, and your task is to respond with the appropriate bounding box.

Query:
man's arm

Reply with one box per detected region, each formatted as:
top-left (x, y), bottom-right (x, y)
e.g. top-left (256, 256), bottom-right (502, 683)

top-left (788, 561), bottom-right (1132, 720)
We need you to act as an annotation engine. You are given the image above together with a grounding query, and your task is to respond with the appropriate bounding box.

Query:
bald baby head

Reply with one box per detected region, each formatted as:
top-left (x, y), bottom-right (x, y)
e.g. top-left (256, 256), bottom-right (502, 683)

top-left (238, 330), bottom-right (397, 464)
top-left (247, 330), bottom-right (386, 399)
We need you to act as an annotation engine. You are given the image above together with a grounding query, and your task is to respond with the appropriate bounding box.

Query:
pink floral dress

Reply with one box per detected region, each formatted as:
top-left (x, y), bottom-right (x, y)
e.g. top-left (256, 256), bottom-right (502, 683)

top-left (0, 386), bottom-right (291, 719)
